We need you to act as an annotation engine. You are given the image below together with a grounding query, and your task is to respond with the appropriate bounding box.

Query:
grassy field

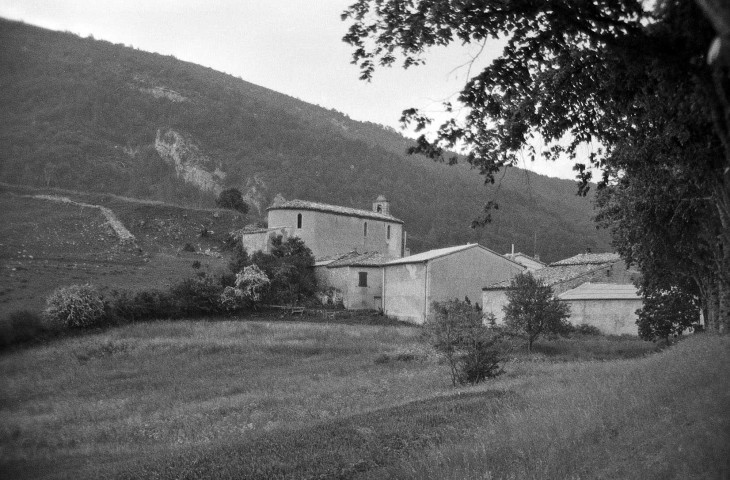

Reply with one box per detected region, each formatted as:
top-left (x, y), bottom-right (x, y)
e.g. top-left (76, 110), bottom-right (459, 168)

top-left (0, 319), bottom-right (726, 479)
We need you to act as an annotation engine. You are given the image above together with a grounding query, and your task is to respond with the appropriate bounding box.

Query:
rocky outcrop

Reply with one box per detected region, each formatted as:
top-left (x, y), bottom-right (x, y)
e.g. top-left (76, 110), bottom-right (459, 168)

top-left (242, 174), bottom-right (269, 215)
top-left (154, 129), bottom-right (225, 194)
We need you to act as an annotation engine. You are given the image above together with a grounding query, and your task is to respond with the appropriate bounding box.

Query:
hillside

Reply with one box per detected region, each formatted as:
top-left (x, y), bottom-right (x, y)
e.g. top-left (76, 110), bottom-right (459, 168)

top-left (0, 19), bottom-right (611, 261)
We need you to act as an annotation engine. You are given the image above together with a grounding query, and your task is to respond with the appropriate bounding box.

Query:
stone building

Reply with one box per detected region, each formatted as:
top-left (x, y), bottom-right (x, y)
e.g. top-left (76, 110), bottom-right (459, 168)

top-left (314, 251), bottom-right (388, 310)
top-left (236, 196), bottom-right (405, 261)
top-left (382, 244), bottom-right (524, 324)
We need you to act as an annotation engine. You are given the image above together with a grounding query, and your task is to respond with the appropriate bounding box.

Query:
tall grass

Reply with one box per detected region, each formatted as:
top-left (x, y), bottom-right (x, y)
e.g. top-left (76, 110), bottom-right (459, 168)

top-left (376, 334), bottom-right (730, 480)
top-left (0, 320), bottom-right (726, 480)
top-left (0, 320), bottom-right (436, 479)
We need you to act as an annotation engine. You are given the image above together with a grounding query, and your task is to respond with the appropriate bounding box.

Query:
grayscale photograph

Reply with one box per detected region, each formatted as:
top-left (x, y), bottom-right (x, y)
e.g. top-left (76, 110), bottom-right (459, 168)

top-left (0, 1), bottom-right (728, 478)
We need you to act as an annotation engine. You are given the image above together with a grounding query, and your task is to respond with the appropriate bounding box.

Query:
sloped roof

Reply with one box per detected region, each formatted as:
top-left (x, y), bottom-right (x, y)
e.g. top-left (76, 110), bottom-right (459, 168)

top-left (385, 243), bottom-right (521, 266)
top-left (504, 252), bottom-right (547, 267)
top-left (327, 251), bottom-right (390, 268)
top-left (268, 199), bottom-right (403, 224)
top-left (483, 262), bottom-right (618, 290)
top-left (559, 283), bottom-right (641, 300)
top-left (550, 252), bottom-right (620, 266)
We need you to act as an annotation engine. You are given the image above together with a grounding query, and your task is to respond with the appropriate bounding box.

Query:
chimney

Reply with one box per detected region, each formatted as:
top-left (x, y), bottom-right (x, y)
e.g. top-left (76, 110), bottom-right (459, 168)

top-left (511, 243), bottom-right (515, 256)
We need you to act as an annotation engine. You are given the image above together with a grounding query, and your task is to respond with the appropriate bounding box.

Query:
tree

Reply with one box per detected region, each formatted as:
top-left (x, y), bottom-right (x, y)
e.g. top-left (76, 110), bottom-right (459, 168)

top-left (637, 286), bottom-right (701, 343)
top-left (249, 235), bottom-right (317, 304)
top-left (216, 188), bottom-right (249, 213)
top-left (502, 273), bottom-right (571, 353)
top-left (341, 0), bottom-right (730, 332)
top-left (425, 299), bottom-right (508, 386)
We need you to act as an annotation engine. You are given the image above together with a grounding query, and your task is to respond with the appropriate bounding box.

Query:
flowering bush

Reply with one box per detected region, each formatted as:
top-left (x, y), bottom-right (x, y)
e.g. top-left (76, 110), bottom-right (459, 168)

top-left (219, 286), bottom-right (245, 313)
top-left (235, 264), bottom-right (270, 302)
top-left (45, 284), bottom-right (106, 329)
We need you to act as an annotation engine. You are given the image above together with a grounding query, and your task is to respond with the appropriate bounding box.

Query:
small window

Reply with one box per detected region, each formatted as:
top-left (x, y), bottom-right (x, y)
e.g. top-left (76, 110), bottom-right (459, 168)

top-left (377, 205), bottom-right (382, 212)
top-left (363, 222), bottom-right (368, 237)
top-left (387, 225), bottom-right (391, 240)
top-left (358, 272), bottom-right (368, 287)
top-left (297, 213), bottom-right (302, 229)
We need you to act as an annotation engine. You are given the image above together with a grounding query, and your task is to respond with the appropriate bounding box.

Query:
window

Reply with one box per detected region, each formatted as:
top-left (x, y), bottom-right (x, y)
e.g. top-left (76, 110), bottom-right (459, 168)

top-left (358, 272), bottom-right (368, 287)
top-left (377, 205), bottom-right (382, 212)
top-left (387, 225), bottom-right (391, 240)
top-left (297, 213), bottom-right (302, 229)
top-left (363, 222), bottom-right (368, 237)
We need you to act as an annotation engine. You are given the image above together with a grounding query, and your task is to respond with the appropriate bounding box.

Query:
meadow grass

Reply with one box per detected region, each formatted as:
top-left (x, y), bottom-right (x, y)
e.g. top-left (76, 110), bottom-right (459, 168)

top-left (375, 333), bottom-right (730, 480)
top-left (0, 319), bottom-right (439, 478)
top-left (0, 319), bottom-right (726, 479)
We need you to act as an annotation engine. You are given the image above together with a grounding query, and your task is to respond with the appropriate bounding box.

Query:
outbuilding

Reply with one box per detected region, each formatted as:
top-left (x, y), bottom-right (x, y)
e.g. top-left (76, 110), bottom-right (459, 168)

top-left (313, 251), bottom-right (388, 310)
top-left (558, 282), bottom-right (643, 335)
top-left (382, 244), bottom-right (524, 324)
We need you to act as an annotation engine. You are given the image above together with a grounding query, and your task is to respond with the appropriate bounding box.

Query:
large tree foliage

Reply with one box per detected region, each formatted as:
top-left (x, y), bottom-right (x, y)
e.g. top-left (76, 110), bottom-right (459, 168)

top-left (342, 0), bottom-right (730, 331)
top-left (249, 235), bottom-right (317, 305)
top-left (502, 272), bottom-right (571, 352)
top-left (637, 286), bottom-right (701, 342)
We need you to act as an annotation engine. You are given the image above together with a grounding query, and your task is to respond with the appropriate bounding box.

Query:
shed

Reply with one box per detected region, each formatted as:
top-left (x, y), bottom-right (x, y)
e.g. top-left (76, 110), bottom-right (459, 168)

top-left (558, 282), bottom-right (642, 335)
top-left (382, 244), bottom-right (524, 324)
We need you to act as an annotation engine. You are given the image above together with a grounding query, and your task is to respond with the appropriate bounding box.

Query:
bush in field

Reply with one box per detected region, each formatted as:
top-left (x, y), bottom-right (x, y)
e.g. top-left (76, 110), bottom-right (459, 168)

top-left (425, 300), bottom-right (509, 387)
top-left (45, 284), bottom-right (106, 329)
top-left (503, 272), bottom-right (571, 352)
top-left (574, 323), bottom-right (602, 336)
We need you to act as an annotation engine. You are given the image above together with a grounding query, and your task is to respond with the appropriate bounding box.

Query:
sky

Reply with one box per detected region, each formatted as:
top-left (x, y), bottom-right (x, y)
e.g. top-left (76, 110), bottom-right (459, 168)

top-left (0, 0), bottom-right (587, 179)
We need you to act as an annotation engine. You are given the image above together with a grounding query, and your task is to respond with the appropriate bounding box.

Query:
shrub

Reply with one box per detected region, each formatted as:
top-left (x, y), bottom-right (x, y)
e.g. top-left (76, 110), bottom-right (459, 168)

top-left (182, 243), bottom-right (196, 252)
top-left (45, 284), bottom-right (107, 329)
top-left (0, 310), bottom-right (50, 348)
top-left (107, 289), bottom-right (175, 322)
top-left (425, 300), bottom-right (509, 386)
top-left (169, 277), bottom-right (225, 317)
top-left (574, 323), bottom-right (602, 336)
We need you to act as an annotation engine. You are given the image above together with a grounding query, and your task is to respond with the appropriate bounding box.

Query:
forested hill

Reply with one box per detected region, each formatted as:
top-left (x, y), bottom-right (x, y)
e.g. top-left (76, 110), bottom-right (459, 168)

top-left (0, 19), bottom-right (610, 262)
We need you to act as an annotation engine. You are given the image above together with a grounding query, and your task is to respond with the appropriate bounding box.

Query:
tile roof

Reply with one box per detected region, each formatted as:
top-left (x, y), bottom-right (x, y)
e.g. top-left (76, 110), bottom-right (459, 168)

top-left (326, 251), bottom-right (390, 268)
top-left (268, 199), bottom-right (404, 224)
top-left (559, 283), bottom-right (641, 300)
top-left (483, 262), bottom-right (618, 290)
top-left (550, 252), bottom-right (620, 266)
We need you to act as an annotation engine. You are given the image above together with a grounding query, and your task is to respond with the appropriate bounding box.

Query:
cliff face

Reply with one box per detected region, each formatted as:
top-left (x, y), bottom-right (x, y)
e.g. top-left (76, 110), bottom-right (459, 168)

top-left (154, 129), bottom-right (225, 195)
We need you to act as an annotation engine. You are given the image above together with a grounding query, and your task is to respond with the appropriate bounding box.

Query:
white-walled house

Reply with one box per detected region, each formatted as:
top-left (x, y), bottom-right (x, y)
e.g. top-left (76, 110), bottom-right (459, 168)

top-left (314, 251), bottom-right (387, 310)
top-left (382, 244), bottom-right (524, 324)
